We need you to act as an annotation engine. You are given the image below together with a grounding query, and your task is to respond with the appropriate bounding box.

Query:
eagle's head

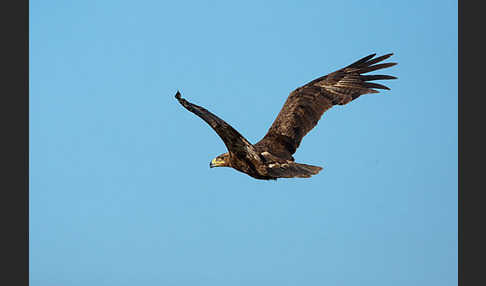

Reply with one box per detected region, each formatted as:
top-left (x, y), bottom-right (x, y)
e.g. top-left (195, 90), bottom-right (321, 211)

top-left (210, 152), bottom-right (230, 168)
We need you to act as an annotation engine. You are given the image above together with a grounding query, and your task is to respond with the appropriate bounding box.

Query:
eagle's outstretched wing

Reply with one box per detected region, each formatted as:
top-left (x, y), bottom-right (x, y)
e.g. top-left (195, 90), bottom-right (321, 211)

top-left (255, 53), bottom-right (397, 158)
top-left (175, 92), bottom-right (260, 160)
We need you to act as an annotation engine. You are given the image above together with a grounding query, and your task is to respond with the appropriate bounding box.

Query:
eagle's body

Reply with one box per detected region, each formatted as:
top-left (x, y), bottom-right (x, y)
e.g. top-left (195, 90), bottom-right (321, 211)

top-left (175, 53), bottom-right (397, 180)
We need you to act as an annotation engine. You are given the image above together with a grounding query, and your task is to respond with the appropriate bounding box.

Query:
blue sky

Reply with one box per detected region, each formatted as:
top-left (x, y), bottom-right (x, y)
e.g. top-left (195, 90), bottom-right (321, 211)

top-left (30, 0), bottom-right (457, 285)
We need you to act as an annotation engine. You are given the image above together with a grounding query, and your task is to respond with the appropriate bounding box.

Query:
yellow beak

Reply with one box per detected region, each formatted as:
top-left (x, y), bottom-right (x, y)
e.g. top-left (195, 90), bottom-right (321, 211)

top-left (210, 158), bottom-right (224, 168)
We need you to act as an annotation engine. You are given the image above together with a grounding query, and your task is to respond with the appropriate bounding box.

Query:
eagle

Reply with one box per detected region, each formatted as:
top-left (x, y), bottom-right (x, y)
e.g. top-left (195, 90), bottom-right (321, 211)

top-left (175, 53), bottom-right (397, 180)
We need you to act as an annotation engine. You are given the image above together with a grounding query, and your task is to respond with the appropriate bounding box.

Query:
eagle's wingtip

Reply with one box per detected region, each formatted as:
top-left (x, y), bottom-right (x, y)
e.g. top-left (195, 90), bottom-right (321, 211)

top-left (175, 90), bottom-right (181, 100)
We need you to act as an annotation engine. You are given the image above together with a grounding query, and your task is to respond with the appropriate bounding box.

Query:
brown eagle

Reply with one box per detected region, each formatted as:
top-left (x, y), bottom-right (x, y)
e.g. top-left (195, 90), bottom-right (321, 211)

top-left (175, 53), bottom-right (397, 180)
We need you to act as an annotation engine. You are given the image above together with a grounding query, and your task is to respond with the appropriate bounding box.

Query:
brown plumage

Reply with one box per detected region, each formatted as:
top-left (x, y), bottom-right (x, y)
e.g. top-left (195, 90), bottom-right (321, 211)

top-left (175, 53), bottom-right (397, 180)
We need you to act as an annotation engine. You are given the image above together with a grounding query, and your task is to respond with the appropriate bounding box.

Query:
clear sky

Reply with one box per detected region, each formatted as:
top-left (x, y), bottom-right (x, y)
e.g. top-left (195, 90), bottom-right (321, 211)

top-left (30, 0), bottom-right (457, 285)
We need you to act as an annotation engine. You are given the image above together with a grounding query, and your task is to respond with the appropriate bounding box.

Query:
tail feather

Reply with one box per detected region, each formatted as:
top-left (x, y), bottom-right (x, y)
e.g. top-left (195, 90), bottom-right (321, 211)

top-left (266, 162), bottom-right (323, 179)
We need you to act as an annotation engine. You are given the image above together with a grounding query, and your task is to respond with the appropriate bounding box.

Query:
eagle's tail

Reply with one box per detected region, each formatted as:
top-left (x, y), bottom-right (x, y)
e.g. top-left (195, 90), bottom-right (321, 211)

top-left (292, 163), bottom-right (323, 178)
top-left (267, 162), bottom-right (323, 178)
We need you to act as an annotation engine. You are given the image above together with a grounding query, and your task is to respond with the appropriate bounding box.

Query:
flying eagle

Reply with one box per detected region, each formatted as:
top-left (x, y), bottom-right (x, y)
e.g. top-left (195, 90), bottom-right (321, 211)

top-left (175, 53), bottom-right (397, 180)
